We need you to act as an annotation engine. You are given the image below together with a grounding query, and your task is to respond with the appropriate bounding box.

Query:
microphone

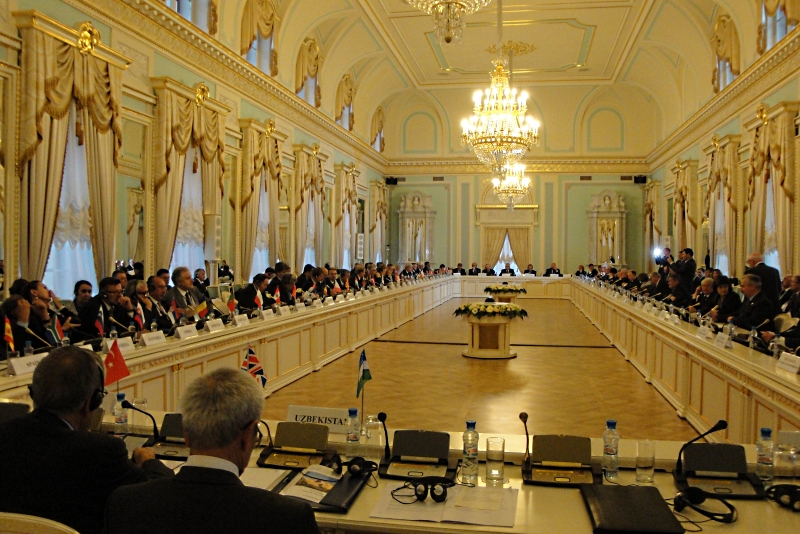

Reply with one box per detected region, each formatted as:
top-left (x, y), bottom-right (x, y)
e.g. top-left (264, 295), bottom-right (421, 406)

top-left (674, 419), bottom-right (728, 474)
top-left (25, 328), bottom-right (52, 347)
top-left (519, 412), bottom-right (531, 469)
top-left (121, 400), bottom-right (160, 445)
top-left (209, 299), bottom-right (230, 320)
top-left (109, 316), bottom-right (130, 330)
top-left (377, 412), bottom-right (390, 462)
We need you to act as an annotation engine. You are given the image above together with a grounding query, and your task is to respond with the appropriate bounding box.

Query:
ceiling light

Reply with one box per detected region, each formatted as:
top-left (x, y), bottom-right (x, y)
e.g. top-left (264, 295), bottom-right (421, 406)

top-left (405, 1), bottom-right (493, 44)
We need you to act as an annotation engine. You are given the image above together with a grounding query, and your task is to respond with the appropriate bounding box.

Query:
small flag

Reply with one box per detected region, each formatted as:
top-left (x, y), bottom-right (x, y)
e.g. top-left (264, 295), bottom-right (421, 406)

top-left (4, 317), bottom-right (14, 352)
top-left (195, 300), bottom-right (208, 318)
top-left (169, 299), bottom-right (179, 323)
top-left (356, 350), bottom-right (372, 398)
top-left (104, 339), bottom-right (131, 386)
top-left (241, 344), bottom-right (267, 387)
top-left (291, 285), bottom-right (297, 299)
top-left (227, 292), bottom-right (236, 313)
top-left (47, 314), bottom-right (64, 343)
top-left (254, 290), bottom-right (262, 309)
top-left (95, 309), bottom-right (104, 337)
top-left (345, 278), bottom-right (350, 290)
top-left (133, 303), bottom-right (145, 329)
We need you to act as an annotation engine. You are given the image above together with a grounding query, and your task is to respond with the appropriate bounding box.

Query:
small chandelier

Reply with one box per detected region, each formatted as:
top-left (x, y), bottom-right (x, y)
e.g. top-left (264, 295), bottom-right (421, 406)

top-left (461, 58), bottom-right (540, 172)
top-left (405, 0), bottom-right (493, 44)
top-left (492, 164), bottom-right (530, 208)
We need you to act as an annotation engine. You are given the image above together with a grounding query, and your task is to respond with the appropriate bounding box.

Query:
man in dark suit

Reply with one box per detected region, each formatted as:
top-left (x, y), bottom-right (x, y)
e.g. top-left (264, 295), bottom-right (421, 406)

top-left (669, 248), bottom-right (697, 290)
top-left (266, 262), bottom-right (292, 300)
top-left (587, 264), bottom-right (599, 277)
top-left (544, 263), bottom-right (562, 277)
top-left (661, 273), bottom-right (692, 308)
top-left (778, 276), bottom-right (793, 311)
top-left (728, 274), bottom-right (775, 331)
top-left (745, 252), bottom-right (781, 314)
top-left (237, 274), bottom-right (270, 312)
top-left (296, 264), bottom-right (315, 292)
top-left (688, 278), bottom-right (716, 315)
top-left (79, 277), bottom-right (136, 339)
top-left (499, 262), bottom-right (516, 276)
top-left (141, 276), bottom-right (175, 332)
top-left (785, 275), bottom-right (800, 318)
top-left (0, 347), bottom-right (172, 534)
top-left (162, 266), bottom-right (211, 323)
top-left (482, 263), bottom-right (496, 276)
top-left (105, 368), bottom-right (320, 534)
top-left (468, 262), bottom-right (481, 276)
top-left (575, 265), bottom-right (587, 277)
top-left (453, 263), bottom-right (466, 275)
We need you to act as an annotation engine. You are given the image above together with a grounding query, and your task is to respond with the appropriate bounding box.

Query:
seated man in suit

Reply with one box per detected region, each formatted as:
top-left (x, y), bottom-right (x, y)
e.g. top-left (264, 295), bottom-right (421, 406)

top-left (688, 278), bottom-right (715, 315)
top-left (499, 262), bottom-right (516, 276)
top-left (587, 264), bottom-right (599, 277)
top-left (0, 346), bottom-right (172, 534)
top-left (237, 274), bottom-right (270, 312)
top-left (79, 277), bottom-right (136, 338)
top-left (482, 263), bottom-right (497, 276)
top-left (193, 269), bottom-right (210, 298)
top-left (661, 273), bottom-right (692, 308)
top-left (105, 368), bottom-right (320, 534)
top-left (162, 267), bottom-right (211, 323)
top-left (727, 274), bottom-right (775, 331)
top-left (544, 263), bottom-right (562, 277)
top-left (266, 262), bottom-right (292, 301)
top-left (467, 262), bottom-right (481, 276)
top-left (523, 264), bottom-right (537, 275)
top-left (762, 326), bottom-right (800, 351)
top-left (639, 272), bottom-right (662, 298)
top-left (141, 276), bottom-right (175, 332)
top-left (325, 266), bottom-right (344, 294)
top-left (453, 263), bottom-right (466, 275)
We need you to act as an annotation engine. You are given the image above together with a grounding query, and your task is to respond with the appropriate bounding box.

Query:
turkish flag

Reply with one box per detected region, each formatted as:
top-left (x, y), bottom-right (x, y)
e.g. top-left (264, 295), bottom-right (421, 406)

top-left (104, 340), bottom-right (131, 386)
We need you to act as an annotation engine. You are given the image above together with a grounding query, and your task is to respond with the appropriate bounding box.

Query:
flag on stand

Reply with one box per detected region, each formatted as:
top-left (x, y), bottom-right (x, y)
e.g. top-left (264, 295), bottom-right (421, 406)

top-left (169, 299), bottom-right (179, 323)
top-left (356, 350), bottom-right (372, 398)
top-left (104, 339), bottom-right (131, 386)
top-left (47, 314), bottom-right (64, 344)
top-left (241, 344), bottom-right (267, 388)
top-left (227, 292), bottom-right (236, 314)
top-left (254, 291), bottom-right (262, 309)
top-left (4, 317), bottom-right (14, 352)
top-left (195, 300), bottom-right (208, 318)
top-left (95, 309), bottom-right (104, 337)
top-left (133, 303), bottom-right (145, 329)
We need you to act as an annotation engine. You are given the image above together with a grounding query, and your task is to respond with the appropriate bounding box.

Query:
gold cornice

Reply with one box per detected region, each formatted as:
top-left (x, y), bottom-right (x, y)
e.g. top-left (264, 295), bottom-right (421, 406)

top-left (476, 204), bottom-right (538, 209)
top-left (150, 77), bottom-right (231, 115)
top-left (13, 10), bottom-right (131, 69)
top-left (743, 101), bottom-right (800, 131)
top-left (386, 158), bottom-right (649, 175)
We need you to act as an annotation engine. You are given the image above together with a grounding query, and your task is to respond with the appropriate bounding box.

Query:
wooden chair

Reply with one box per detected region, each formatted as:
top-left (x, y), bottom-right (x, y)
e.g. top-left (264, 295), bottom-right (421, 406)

top-left (0, 513), bottom-right (79, 534)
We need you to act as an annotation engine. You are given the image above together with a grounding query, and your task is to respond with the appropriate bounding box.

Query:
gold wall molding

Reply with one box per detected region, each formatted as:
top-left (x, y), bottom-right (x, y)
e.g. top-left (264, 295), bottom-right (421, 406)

top-left (386, 158), bottom-right (649, 176)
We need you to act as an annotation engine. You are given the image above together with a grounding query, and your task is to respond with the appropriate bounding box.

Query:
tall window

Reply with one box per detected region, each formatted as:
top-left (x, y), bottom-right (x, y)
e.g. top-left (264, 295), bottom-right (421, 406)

top-left (371, 107), bottom-right (385, 153)
top-left (170, 145), bottom-right (206, 273)
top-left (492, 234), bottom-right (519, 274)
top-left (246, 34), bottom-right (275, 75)
top-left (759, 2), bottom-right (797, 54)
top-left (712, 14), bottom-right (739, 93)
top-left (763, 174), bottom-right (781, 273)
top-left (242, 0), bottom-right (277, 76)
top-left (165, 0), bottom-right (215, 34)
top-left (303, 197), bottom-right (317, 266)
top-left (342, 209), bottom-right (352, 270)
top-left (335, 75), bottom-right (355, 131)
top-left (296, 39), bottom-right (321, 108)
top-left (250, 171), bottom-right (271, 280)
top-left (712, 189), bottom-right (729, 276)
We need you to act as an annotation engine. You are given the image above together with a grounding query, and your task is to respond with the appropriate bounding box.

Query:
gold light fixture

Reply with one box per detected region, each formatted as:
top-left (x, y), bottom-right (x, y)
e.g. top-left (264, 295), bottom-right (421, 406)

top-left (491, 164), bottom-right (530, 208)
top-left (405, 0), bottom-right (493, 44)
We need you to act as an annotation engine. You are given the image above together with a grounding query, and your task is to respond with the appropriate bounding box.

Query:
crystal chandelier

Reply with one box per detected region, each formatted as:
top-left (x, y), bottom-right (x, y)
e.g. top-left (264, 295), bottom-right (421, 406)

top-left (405, 0), bottom-right (493, 44)
top-left (492, 164), bottom-right (530, 207)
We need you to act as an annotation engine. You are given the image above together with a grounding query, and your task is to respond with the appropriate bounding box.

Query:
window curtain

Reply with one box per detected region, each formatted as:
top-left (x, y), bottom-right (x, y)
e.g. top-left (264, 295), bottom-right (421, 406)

top-left (672, 162), bottom-right (696, 251)
top-left (250, 170), bottom-right (270, 279)
top-left (18, 24), bottom-right (124, 281)
top-left (371, 183), bottom-right (388, 264)
top-left (335, 74), bottom-right (355, 131)
top-left (336, 167), bottom-right (358, 268)
top-left (371, 107), bottom-right (385, 152)
top-left (153, 80), bottom-right (227, 271)
top-left (748, 110), bottom-right (794, 276)
top-left (506, 228), bottom-right (531, 271)
top-left (712, 14), bottom-right (740, 93)
top-left (170, 145), bottom-right (205, 271)
top-left (240, 0), bottom-right (279, 75)
top-left (760, 1), bottom-right (800, 53)
top-left (268, 135), bottom-right (284, 262)
top-left (295, 38), bottom-right (321, 107)
top-left (493, 234), bottom-right (520, 273)
top-left (241, 120), bottom-right (271, 279)
top-left (643, 181), bottom-right (661, 272)
top-left (706, 139), bottom-right (740, 276)
top-left (482, 228), bottom-right (507, 268)
top-left (294, 150), bottom-right (324, 272)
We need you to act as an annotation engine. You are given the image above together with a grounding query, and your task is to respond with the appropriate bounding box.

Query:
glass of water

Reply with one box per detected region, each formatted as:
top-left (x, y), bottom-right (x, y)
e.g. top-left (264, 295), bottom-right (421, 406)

top-left (130, 398), bottom-right (148, 432)
top-left (636, 439), bottom-right (655, 483)
top-left (485, 437), bottom-right (505, 485)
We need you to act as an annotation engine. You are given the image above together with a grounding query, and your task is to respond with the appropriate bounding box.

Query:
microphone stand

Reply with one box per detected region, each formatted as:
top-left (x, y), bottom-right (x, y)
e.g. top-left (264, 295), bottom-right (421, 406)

top-left (674, 419), bottom-right (728, 475)
top-left (519, 412), bottom-right (531, 475)
top-left (121, 400), bottom-right (160, 447)
top-left (378, 412), bottom-right (390, 465)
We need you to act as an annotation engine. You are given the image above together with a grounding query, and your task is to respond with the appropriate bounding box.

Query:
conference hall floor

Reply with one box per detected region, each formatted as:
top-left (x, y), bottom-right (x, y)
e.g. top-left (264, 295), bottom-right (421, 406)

top-left (261, 298), bottom-right (698, 441)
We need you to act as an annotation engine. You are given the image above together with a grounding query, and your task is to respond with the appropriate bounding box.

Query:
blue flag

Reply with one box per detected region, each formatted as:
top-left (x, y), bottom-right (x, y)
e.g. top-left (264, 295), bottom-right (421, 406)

top-left (356, 350), bottom-right (372, 398)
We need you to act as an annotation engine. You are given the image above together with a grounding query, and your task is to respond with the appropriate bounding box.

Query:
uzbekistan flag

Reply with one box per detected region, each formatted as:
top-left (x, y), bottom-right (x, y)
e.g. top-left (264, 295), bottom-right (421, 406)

top-left (356, 350), bottom-right (372, 398)
top-left (241, 344), bottom-right (267, 388)
top-left (4, 316), bottom-right (14, 352)
top-left (95, 309), bottom-right (105, 337)
top-left (47, 314), bottom-right (64, 343)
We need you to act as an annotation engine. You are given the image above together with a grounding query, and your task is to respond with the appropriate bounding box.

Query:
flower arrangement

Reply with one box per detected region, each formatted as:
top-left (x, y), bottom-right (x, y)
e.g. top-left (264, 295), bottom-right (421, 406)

top-left (454, 302), bottom-right (528, 319)
top-left (484, 284), bottom-right (527, 294)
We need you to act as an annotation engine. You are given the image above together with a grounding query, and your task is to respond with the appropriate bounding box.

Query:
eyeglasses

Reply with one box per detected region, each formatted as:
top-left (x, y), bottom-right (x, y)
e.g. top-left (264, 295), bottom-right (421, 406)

top-left (137, 291), bottom-right (148, 296)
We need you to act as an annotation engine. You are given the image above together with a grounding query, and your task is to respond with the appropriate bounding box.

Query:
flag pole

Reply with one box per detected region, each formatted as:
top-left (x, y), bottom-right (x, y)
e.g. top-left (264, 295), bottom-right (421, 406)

top-left (361, 385), bottom-right (366, 436)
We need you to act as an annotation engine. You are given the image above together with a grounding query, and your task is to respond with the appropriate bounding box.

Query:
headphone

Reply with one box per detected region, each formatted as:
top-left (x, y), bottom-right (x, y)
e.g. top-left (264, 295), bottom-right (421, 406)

top-left (330, 455), bottom-right (378, 477)
top-left (89, 364), bottom-right (107, 411)
top-left (391, 476), bottom-right (456, 504)
top-left (673, 487), bottom-right (737, 523)
top-left (101, 292), bottom-right (108, 299)
top-left (766, 484), bottom-right (800, 512)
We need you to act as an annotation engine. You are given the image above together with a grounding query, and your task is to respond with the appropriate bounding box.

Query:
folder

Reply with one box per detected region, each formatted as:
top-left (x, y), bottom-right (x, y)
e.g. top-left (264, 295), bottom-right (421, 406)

top-left (522, 435), bottom-right (602, 486)
top-left (274, 470), bottom-right (368, 513)
top-left (579, 484), bottom-right (685, 533)
top-left (257, 421), bottom-right (337, 470)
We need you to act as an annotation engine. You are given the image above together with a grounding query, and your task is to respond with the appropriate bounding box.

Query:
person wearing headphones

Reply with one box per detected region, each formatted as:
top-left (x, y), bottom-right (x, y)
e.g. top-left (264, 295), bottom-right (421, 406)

top-left (105, 368), bottom-right (320, 534)
top-left (79, 277), bottom-right (136, 339)
top-left (0, 346), bottom-right (172, 534)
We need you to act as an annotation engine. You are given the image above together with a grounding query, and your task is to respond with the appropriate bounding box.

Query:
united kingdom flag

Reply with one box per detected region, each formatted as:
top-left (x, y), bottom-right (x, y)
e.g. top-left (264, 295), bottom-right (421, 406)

top-left (241, 344), bottom-right (267, 388)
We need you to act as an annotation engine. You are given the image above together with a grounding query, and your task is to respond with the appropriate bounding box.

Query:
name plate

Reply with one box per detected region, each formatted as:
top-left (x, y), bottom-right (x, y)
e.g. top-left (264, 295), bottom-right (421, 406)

top-left (352, 292), bottom-right (360, 299)
top-left (311, 300), bottom-right (323, 309)
top-left (274, 306), bottom-right (286, 316)
top-left (501, 273), bottom-right (511, 277)
top-left (175, 325), bottom-right (199, 339)
top-left (140, 331), bottom-right (167, 347)
top-left (7, 352), bottom-right (48, 376)
top-left (453, 273), bottom-right (461, 277)
top-left (361, 290), bottom-right (368, 297)
top-left (777, 352), bottom-right (800, 374)
top-left (696, 326), bottom-right (714, 340)
top-left (295, 305), bottom-right (309, 314)
top-left (714, 332), bottom-right (734, 349)
top-left (260, 309), bottom-right (275, 320)
top-left (477, 273), bottom-right (487, 277)
top-left (286, 405), bottom-right (353, 434)
top-left (232, 314), bottom-right (250, 326)
top-left (105, 336), bottom-right (136, 354)
top-left (659, 310), bottom-right (670, 320)
top-left (203, 318), bottom-right (225, 333)
top-left (550, 274), bottom-right (559, 278)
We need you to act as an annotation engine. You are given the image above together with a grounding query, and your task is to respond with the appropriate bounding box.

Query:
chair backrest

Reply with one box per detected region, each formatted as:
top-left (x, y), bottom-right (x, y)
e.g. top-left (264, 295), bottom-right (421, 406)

top-left (0, 399), bottom-right (30, 424)
top-left (0, 512), bottom-right (79, 534)
top-left (207, 286), bottom-right (220, 299)
top-left (774, 313), bottom-right (799, 334)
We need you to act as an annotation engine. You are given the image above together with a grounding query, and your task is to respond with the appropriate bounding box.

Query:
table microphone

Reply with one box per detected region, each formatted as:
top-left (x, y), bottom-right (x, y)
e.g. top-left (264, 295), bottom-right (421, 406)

top-left (121, 400), bottom-right (160, 445)
top-left (519, 412), bottom-right (531, 472)
top-left (377, 412), bottom-right (390, 462)
top-left (674, 419), bottom-right (727, 474)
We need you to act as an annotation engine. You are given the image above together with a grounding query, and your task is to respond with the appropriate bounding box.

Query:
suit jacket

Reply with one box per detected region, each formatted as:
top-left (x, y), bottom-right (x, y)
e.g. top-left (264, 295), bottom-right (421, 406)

top-left (662, 284), bottom-right (692, 308)
top-left (745, 262), bottom-right (782, 314)
top-left (482, 268), bottom-right (496, 276)
top-left (575, 270), bottom-right (587, 277)
top-left (544, 268), bottom-right (562, 277)
top-left (454, 268), bottom-right (466, 275)
top-left (670, 258), bottom-right (697, 290)
top-left (0, 409), bottom-right (172, 534)
top-left (142, 296), bottom-right (174, 332)
top-left (237, 284), bottom-right (269, 311)
top-left (693, 292), bottom-right (718, 316)
top-left (588, 269), bottom-right (599, 277)
top-left (296, 274), bottom-right (314, 292)
top-left (104, 466), bottom-right (320, 534)
top-left (467, 268), bottom-right (481, 276)
top-left (162, 286), bottom-right (209, 316)
top-left (716, 292), bottom-right (742, 320)
top-left (524, 269), bottom-right (537, 275)
top-left (79, 296), bottom-right (135, 339)
top-left (732, 291), bottom-right (774, 330)
top-left (499, 269), bottom-right (516, 276)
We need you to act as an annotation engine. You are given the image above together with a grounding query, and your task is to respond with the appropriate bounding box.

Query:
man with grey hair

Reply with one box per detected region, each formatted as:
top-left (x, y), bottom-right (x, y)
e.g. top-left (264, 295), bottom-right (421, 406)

top-left (0, 346), bottom-right (172, 534)
top-left (727, 274), bottom-right (774, 331)
top-left (745, 252), bottom-right (781, 314)
top-left (162, 266), bottom-right (211, 322)
top-left (105, 368), bottom-right (320, 534)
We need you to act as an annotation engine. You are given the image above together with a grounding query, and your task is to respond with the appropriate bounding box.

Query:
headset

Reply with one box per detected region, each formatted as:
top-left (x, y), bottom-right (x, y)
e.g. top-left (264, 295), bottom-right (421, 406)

top-left (673, 487), bottom-right (737, 523)
top-left (391, 476), bottom-right (457, 504)
top-left (330, 455), bottom-right (378, 477)
top-left (766, 484), bottom-right (800, 512)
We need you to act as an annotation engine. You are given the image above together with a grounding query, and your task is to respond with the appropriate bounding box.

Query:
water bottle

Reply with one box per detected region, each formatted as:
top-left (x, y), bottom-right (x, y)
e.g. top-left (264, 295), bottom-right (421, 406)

top-left (757, 427), bottom-right (774, 485)
top-left (150, 319), bottom-right (158, 333)
top-left (23, 341), bottom-right (34, 356)
top-left (346, 408), bottom-right (360, 459)
top-left (748, 328), bottom-right (758, 349)
top-left (774, 431), bottom-right (800, 479)
top-left (113, 393), bottom-right (129, 434)
top-left (462, 420), bottom-right (479, 484)
top-left (725, 319), bottom-right (735, 338)
top-left (109, 326), bottom-right (118, 341)
top-left (773, 335), bottom-right (785, 358)
top-left (602, 419), bottom-right (620, 480)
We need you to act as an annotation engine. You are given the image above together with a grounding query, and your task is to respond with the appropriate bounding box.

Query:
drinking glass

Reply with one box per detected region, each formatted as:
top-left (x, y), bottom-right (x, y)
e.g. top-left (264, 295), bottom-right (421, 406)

top-left (636, 440), bottom-right (655, 483)
top-left (485, 437), bottom-right (505, 484)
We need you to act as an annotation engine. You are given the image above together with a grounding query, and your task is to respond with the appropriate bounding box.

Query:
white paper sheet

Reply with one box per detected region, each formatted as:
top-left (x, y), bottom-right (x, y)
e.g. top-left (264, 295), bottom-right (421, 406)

top-left (240, 468), bottom-right (292, 491)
